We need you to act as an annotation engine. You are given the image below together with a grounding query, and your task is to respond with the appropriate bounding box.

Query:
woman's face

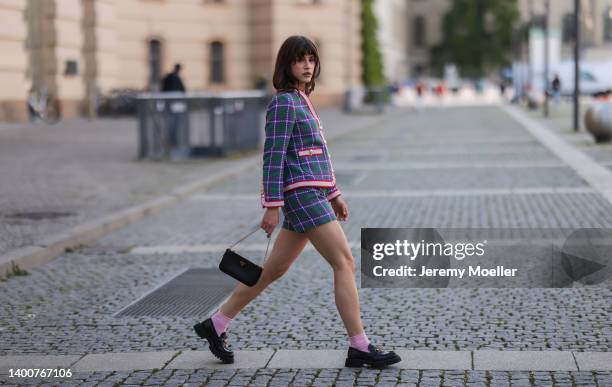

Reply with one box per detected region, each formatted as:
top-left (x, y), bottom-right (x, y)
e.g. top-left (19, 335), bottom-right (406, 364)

top-left (291, 54), bottom-right (316, 86)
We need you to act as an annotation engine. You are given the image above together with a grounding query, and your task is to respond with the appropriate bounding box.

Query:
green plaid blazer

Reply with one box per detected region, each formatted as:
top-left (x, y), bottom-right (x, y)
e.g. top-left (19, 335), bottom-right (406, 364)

top-left (261, 89), bottom-right (341, 208)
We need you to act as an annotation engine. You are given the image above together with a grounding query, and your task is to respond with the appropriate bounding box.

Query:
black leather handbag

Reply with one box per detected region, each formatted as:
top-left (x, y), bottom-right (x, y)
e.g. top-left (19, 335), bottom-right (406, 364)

top-left (219, 226), bottom-right (271, 287)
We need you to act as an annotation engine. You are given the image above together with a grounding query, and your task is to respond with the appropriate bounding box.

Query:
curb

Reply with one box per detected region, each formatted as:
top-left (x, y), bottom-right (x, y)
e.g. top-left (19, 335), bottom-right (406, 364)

top-left (0, 109), bottom-right (402, 278)
top-left (0, 157), bottom-right (256, 278)
top-left (500, 104), bottom-right (612, 205)
top-left (1, 349), bottom-right (611, 373)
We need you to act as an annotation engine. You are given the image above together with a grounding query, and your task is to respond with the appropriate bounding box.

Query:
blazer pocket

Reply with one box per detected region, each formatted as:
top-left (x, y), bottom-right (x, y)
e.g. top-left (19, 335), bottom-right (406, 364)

top-left (297, 147), bottom-right (323, 157)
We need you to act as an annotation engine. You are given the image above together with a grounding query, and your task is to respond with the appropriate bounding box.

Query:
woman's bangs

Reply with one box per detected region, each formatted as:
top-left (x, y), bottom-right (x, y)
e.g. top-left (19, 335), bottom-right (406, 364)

top-left (294, 44), bottom-right (318, 63)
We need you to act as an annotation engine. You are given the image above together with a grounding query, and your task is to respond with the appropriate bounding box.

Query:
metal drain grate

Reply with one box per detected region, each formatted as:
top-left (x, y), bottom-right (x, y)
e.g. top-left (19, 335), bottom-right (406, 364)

top-left (115, 268), bottom-right (236, 318)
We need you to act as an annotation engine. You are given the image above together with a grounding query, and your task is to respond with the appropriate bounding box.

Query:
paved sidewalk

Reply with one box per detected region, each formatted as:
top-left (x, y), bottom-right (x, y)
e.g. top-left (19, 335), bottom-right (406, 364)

top-left (1, 105), bottom-right (611, 386)
top-left (2, 348), bottom-right (611, 372)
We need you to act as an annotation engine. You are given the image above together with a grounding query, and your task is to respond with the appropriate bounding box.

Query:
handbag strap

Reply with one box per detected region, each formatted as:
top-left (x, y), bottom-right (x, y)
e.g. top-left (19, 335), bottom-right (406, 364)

top-left (229, 225), bottom-right (272, 262)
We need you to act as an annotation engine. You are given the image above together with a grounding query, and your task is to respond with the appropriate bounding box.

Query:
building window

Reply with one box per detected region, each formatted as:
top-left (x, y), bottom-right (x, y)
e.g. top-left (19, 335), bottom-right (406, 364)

top-left (64, 60), bottom-right (78, 76)
top-left (562, 13), bottom-right (574, 43)
top-left (413, 16), bottom-right (426, 48)
top-left (604, 7), bottom-right (612, 41)
top-left (148, 39), bottom-right (162, 90)
top-left (210, 41), bottom-right (225, 84)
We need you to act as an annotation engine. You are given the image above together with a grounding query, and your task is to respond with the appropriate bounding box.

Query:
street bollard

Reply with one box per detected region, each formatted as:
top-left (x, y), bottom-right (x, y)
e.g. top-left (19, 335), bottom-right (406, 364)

top-left (585, 103), bottom-right (612, 143)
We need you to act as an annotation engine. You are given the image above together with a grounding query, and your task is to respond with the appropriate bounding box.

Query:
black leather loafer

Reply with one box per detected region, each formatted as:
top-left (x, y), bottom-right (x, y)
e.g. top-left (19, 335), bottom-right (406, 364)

top-left (345, 343), bottom-right (401, 368)
top-left (193, 318), bottom-right (234, 364)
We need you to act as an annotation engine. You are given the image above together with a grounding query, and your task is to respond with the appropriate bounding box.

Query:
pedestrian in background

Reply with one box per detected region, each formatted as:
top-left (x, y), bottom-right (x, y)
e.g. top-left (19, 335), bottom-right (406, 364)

top-left (551, 74), bottom-right (561, 105)
top-left (161, 63), bottom-right (186, 92)
top-left (193, 35), bottom-right (401, 368)
top-left (499, 80), bottom-right (507, 101)
top-left (160, 64), bottom-right (186, 155)
top-left (415, 80), bottom-right (424, 111)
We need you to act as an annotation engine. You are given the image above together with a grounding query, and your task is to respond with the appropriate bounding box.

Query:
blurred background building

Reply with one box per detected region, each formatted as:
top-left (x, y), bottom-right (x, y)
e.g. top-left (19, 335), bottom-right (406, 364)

top-left (0, 0), bottom-right (361, 122)
top-left (3, 0), bottom-right (612, 123)
top-left (403, 0), bottom-right (452, 79)
top-left (393, 0), bottom-right (612, 79)
top-left (517, 0), bottom-right (612, 60)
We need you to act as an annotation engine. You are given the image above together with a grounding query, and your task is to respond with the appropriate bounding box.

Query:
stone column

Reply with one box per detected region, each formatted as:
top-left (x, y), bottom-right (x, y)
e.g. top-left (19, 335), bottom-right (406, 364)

top-left (0, 0), bottom-right (29, 122)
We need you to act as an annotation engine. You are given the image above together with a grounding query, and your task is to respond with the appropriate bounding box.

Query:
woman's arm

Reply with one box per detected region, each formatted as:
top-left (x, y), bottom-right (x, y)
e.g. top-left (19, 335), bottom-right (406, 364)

top-left (261, 93), bottom-right (296, 208)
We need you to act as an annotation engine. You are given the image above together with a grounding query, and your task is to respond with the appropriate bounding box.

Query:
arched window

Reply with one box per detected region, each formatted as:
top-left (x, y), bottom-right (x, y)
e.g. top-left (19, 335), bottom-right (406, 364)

top-left (604, 7), bottom-right (612, 41)
top-left (210, 41), bottom-right (225, 84)
top-left (148, 39), bottom-right (162, 91)
top-left (413, 16), bottom-right (426, 48)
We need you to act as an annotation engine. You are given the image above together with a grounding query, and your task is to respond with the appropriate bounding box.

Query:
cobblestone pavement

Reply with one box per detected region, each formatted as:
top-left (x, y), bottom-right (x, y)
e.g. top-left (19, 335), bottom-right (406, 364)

top-left (0, 108), bottom-right (386, 257)
top-left (1, 106), bottom-right (611, 386)
top-left (2, 368), bottom-right (612, 386)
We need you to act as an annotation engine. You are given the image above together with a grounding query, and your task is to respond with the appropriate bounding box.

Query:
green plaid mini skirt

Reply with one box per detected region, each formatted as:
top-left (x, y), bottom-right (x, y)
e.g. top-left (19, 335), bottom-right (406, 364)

top-left (282, 187), bottom-right (337, 233)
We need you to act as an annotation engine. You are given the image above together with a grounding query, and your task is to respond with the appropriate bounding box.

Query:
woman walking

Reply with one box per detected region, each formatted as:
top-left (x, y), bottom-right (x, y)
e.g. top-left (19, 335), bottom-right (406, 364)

top-left (194, 35), bottom-right (401, 368)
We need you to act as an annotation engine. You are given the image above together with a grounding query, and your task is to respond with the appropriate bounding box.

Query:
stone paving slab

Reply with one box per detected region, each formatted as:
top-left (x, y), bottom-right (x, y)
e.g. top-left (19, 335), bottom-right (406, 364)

top-left (473, 350), bottom-right (577, 371)
top-left (0, 354), bottom-right (82, 373)
top-left (574, 352), bottom-right (612, 371)
top-left (167, 350), bottom-right (275, 369)
top-left (344, 167), bottom-right (589, 191)
top-left (128, 241), bottom-right (361, 255)
top-left (334, 160), bottom-right (568, 169)
top-left (267, 350), bottom-right (348, 368)
top-left (202, 164), bottom-right (589, 195)
top-left (394, 350), bottom-right (472, 370)
top-left (71, 350), bottom-right (177, 372)
top-left (93, 191), bottom-right (612, 253)
top-left (191, 187), bottom-right (596, 201)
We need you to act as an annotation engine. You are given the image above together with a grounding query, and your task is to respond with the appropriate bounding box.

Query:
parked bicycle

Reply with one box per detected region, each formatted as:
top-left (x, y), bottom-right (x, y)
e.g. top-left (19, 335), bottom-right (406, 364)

top-left (27, 87), bottom-right (61, 124)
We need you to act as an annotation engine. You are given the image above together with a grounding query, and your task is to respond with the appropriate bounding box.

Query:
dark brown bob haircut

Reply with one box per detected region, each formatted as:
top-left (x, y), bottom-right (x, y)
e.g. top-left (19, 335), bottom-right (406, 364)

top-left (272, 35), bottom-right (321, 95)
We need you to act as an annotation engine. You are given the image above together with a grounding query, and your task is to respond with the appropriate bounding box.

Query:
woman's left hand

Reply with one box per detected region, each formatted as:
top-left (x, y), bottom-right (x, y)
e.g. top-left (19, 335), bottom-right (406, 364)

top-left (331, 196), bottom-right (349, 221)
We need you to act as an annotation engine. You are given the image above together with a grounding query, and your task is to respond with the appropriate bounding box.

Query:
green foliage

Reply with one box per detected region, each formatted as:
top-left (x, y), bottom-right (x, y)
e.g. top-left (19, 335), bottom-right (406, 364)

top-left (361, 0), bottom-right (385, 86)
top-left (431, 0), bottom-right (520, 77)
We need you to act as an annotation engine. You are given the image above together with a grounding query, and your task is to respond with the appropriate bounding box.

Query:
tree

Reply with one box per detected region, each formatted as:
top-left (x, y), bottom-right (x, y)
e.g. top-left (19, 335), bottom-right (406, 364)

top-left (431, 0), bottom-right (520, 78)
top-left (361, 0), bottom-right (385, 86)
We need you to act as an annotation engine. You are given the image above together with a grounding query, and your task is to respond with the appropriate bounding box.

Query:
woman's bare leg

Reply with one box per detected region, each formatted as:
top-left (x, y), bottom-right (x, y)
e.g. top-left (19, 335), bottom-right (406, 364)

top-left (305, 220), bottom-right (364, 336)
top-left (219, 227), bottom-right (309, 318)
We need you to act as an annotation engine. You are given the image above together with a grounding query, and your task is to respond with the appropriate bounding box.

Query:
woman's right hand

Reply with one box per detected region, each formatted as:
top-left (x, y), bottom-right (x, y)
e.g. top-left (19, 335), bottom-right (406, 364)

top-left (261, 207), bottom-right (280, 237)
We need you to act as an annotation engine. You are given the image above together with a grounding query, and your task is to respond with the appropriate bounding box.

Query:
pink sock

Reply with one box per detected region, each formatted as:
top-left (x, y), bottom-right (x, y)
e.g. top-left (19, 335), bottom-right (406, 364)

top-left (211, 309), bottom-right (232, 336)
top-left (349, 331), bottom-right (370, 352)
